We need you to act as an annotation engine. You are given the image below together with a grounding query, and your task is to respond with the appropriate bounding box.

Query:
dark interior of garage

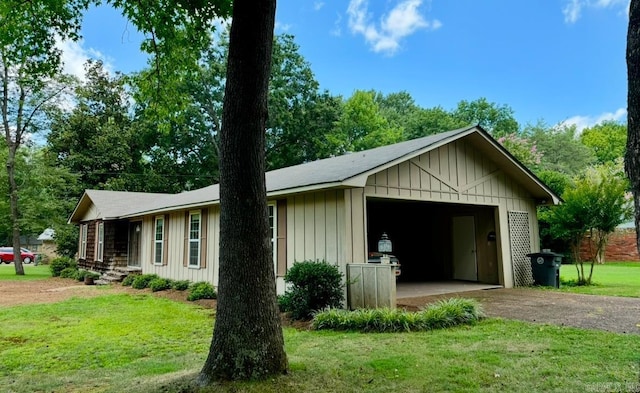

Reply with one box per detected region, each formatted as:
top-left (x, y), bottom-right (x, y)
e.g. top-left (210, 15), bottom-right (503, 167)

top-left (366, 198), bottom-right (500, 284)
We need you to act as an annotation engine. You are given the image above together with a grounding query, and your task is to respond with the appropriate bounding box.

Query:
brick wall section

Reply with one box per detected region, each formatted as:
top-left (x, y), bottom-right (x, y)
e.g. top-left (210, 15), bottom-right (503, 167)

top-left (580, 229), bottom-right (640, 262)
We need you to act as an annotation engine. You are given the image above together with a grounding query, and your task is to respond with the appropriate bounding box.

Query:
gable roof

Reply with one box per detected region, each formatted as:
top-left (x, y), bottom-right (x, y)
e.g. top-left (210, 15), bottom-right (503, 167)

top-left (68, 190), bottom-right (171, 223)
top-left (69, 125), bottom-right (561, 223)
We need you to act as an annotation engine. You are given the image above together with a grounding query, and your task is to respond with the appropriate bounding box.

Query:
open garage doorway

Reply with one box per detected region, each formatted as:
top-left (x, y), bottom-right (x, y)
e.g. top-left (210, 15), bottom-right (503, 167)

top-left (366, 198), bottom-right (502, 287)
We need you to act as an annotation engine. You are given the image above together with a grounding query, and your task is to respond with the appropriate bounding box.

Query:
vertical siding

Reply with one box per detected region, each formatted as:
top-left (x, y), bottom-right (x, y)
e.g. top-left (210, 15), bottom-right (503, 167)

top-left (142, 207), bottom-right (219, 286)
top-left (286, 190), bottom-right (345, 267)
top-left (364, 139), bottom-right (537, 211)
top-left (347, 188), bottom-right (367, 263)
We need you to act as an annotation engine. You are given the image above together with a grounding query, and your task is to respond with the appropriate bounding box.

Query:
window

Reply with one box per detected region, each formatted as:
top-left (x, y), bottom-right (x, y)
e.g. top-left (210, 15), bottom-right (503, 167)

top-left (79, 224), bottom-right (88, 259)
top-left (188, 212), bottom-right (201, 267)
top-left (154, 216), bottom-right (164, 265)
top-left (96, 222), bottom-right (104, 261)
top-left (268, 203), bottom-right (277, 274)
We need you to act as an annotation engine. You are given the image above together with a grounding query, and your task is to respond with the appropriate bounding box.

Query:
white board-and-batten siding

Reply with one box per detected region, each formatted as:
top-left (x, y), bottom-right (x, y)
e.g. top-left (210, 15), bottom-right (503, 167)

top-left (365, 140), bottom-right (535, 209)
top-left (142, 207), bottom-right (220, 285)
top-left (285, 190), bottom-right (346, 263)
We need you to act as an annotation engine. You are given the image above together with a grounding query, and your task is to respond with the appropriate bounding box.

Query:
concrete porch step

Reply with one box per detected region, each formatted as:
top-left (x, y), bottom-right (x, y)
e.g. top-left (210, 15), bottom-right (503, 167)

top-left (113, 266), bottom-right (142, 274)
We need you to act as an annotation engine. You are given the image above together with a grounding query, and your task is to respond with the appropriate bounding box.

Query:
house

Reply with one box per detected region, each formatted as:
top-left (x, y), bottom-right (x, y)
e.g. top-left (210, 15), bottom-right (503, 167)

top-left (18, 229), bottom-right (58, 262)
top-left (68, 125), bottom-right (561, 296)
top-left (579, 221), bottom-right (640, 263)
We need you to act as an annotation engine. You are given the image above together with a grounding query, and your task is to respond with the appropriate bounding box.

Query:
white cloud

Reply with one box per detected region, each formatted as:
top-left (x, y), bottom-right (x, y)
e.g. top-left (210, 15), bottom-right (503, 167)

top-left (314, 2), bottom-right (325, 11)
top-left (275, 22), bottom-right (291, 32)
top-left (563, 0), bottom-right (582, 24)
top-left (55, 38), bottom-right (114, 81)
top-left (559, 107), bottom-right (627, 132)
top-left (331, 13), bottom-right (343, 36)
top-left (562, 0), bottom-right (629, 24)
top-left (347, 0), bottom-right (440, 56)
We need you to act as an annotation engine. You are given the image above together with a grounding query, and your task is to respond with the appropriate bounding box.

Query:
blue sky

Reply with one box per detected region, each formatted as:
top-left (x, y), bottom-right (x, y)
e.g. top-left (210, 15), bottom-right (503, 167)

top-left (61, 0), bottom-right (630, 132)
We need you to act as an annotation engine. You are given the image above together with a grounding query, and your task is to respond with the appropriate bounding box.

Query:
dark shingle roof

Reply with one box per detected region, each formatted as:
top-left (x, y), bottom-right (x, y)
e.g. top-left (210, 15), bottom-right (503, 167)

top-left (70, 125), bottom-right (560, 222)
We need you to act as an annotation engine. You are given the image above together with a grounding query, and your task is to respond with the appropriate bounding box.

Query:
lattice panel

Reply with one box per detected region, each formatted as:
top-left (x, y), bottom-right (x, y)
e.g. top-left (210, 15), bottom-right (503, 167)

top-left (508, 211), bottom-right (533, 286)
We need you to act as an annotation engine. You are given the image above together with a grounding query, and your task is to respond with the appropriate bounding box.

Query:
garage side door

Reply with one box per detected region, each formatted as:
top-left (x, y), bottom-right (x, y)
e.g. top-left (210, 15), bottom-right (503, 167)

top-left (452, 215), bottom-right (478, 281)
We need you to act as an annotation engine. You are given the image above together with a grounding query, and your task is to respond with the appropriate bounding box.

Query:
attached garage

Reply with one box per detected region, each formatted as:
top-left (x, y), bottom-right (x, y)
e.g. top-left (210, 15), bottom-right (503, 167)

top-left (366, 199), bottom-right (500, 285)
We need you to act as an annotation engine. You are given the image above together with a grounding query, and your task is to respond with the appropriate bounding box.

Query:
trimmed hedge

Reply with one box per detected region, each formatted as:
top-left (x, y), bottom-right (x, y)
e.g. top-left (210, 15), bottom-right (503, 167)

top-left (187, 281), bottom-right (217, 301)
top-left (149, 278), bottom-right (172, 292)
top-left (171, 280), bottom-right (191, 291)
top-left (131, 274), bottom-right (160, 289)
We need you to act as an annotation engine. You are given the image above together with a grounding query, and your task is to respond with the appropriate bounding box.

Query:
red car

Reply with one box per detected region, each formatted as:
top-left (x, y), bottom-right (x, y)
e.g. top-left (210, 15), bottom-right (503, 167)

top-left (0, 247), bottom-right (35, 264)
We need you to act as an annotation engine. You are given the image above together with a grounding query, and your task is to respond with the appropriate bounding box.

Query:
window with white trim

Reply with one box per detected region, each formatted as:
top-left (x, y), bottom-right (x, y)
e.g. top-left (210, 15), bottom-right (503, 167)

top-left (96, 222), bottom-right (104, 261)
top-left (154, 216), bottom-right (164, 265)
top-left (268, 203), bottom-right (277, 275)
top-left (188, 212), bottom-right (201, 267)
top-left (79, 223), bottom-right (88, 259)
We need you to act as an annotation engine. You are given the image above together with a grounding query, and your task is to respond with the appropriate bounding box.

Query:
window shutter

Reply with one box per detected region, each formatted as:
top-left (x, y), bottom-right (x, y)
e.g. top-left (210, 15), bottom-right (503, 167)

top-left (276, 200), bottom-right (287, 276)
top-left (183, 211), bottom-right (189, 267)
top-left (94, 220), bottom-right (99, 259)
top-left (78, 224), bottom-right (83, 260)
top-left (163, 214), bottom-right (169, 266)
top-left (200, 208), bottom-right (208, 268)
top-left (150, 218), bottom-right (155, 265)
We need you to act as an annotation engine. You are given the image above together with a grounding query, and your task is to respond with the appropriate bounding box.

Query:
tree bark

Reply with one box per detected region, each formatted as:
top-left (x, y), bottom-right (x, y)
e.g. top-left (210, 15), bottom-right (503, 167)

top-left (7, 143), bottom-right (24, 276)
top-left (627, 0), bottom-right (640, 253)
top-left (198, 0), bottom-right (287, 383)
top-left (1, 53), bottom-right (24, 275)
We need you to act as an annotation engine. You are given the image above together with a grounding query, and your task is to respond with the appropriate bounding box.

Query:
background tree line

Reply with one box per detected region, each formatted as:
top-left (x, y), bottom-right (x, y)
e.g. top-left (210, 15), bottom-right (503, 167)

top-left (1, 30), bottom-right (630, 260)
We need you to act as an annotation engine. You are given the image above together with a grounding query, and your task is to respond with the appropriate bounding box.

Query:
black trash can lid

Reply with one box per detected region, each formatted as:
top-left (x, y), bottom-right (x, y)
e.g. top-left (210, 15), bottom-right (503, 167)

top-left (526, 250), bottom-right (562, 257)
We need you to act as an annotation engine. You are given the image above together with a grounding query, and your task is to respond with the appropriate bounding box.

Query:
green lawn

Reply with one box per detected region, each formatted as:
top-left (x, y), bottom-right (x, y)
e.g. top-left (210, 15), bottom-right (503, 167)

top-left (0, 263), bottom-right (51, 280)
top-left (2, 263), bottom-right (639, 392)
top-left (559, 261), bottom-right (640, 297)
top-left (1, 293), bottom-right (639, 393)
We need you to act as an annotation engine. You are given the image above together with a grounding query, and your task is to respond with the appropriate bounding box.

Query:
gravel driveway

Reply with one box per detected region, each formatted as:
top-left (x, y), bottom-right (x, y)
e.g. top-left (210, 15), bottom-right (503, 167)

top-left (397, 287), bottom-right (640, 335)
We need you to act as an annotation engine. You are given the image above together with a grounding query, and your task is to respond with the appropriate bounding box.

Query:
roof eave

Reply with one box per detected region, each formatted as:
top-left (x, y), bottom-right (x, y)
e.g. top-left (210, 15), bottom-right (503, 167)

top-left (338, 127), bottom-right (480, 188)
top-left (471, 130), bottom-right (562, 206)
top-left (67, 191), bottom-right (91, 224)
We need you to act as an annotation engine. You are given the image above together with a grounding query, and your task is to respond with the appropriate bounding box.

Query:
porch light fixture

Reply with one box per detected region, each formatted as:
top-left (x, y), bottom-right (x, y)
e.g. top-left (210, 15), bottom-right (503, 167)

top-left (377, 232), bottom-right (392, 254)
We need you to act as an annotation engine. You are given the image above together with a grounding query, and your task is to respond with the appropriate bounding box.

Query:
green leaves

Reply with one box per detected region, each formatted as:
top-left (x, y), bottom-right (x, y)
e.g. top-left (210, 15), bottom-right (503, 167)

top-left (580, 120), bottom-right (627, 165)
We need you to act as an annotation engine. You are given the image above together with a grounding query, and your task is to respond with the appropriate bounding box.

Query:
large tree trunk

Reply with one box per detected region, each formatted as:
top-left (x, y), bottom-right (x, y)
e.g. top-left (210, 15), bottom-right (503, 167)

top-left (2, 54), bottom-right (24, 276)
top-left (7, 144), bottom-right (24, 275)
top-left (198, 0), bottom-right (287, 383)
top-left (627, 0), bottom-right (640, 253)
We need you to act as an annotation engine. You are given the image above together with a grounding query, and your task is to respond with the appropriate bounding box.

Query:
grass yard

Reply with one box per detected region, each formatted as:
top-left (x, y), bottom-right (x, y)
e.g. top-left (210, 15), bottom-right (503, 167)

top-left (559, 262), bottom-right (640, 297)
top-left (1, 293), bottom-right (639, 393)
top-left (0, 263), bottom-right (51, 280)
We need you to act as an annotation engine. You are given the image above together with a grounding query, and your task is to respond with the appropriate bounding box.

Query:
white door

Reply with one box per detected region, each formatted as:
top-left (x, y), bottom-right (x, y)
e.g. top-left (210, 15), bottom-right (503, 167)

top-left (452, 216), bottom-right (478, 281)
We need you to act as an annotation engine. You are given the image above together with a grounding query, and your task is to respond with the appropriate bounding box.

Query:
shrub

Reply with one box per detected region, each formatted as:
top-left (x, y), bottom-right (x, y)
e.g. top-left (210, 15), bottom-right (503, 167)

top-left (312, 298), bottom-right (484, 332)
top-left (278, 260), bottom-right (344, 320)
top-left (76, 269), bottom-right (88, 281)
top-left (172, 280), bottom-right (191, 291)
top-left (36, 254), bottom-right (50, 265)
top-left (50, 257), bottom-right (76, 277)
top-left (187, 281), bottom-right (217, 301)
top-left (59, 267), bottom-right (79, 279)
top-left (149, 277), bottom-right (172, 292)
top-left (121, 274), bottom-right (137, 286)
top-left (131, 274), bottom-right (159, 290)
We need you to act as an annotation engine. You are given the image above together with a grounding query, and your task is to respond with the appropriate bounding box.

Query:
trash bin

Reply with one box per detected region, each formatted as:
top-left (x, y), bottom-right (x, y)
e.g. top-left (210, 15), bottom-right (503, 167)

top-left (527, 251), bottom-right (562, 287)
